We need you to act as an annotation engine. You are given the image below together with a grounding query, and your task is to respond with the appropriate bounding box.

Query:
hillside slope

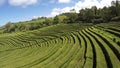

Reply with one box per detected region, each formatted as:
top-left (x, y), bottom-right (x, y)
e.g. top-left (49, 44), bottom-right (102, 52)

top-left (0, 23), bottom-right (120, 68)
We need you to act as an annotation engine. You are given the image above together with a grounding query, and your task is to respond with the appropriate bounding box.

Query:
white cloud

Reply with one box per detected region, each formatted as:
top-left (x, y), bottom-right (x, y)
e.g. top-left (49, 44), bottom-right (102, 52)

top-left (74, 0), bottom-right (116, 11)
top-left (51, 8), bottom-right (61, 17)
top-left (58, 0), bottom-right (71, 3)
top-left (49, 7), bottom-right (73, 17)
top-left (49, 0), bottom-right (116, 17)
top-left (33, 16), bottom-right (42, 19)
top-left (9, 0), bottom-right (38, 7)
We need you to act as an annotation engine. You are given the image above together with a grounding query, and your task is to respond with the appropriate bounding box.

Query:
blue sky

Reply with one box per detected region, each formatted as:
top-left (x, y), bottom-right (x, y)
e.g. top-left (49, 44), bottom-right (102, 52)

top-left (0, 0), bottom-right (114, 26)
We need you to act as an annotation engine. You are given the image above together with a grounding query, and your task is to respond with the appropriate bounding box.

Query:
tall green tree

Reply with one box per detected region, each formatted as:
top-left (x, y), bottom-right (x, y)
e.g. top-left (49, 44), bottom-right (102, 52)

top-left (4, 22), bottom-right (16, 33)
top-left (92, 6), bottom-right (97, 15)
top-left (111, 0), bottom-right (120, 16)
top-left (100, 7), bottom-right (112, 22)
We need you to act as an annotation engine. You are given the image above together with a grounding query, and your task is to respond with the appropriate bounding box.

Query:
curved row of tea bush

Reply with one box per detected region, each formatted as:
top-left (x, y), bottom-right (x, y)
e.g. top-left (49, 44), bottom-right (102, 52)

top-left (0, 23), bottom-right (120, 68)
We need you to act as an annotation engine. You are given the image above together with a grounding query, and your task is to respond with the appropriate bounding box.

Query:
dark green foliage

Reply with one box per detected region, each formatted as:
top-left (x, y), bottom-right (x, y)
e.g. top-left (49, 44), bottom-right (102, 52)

top-left (44, 18), bottom-right (54, 26)
top-left (111, 16), bottom-right (120, 21)
top-left (92, 18), bottom-right (103, 24)
top-left (77, 0), bottom-right (120, 23)
top-left (3, 22), bottom-right (16, 33)
top-left (53, 16), bottom-right (59, 24)
top-left (2, 17), bottom-right (48, 33)
top-left (61, 13), bottom-right (78, 23)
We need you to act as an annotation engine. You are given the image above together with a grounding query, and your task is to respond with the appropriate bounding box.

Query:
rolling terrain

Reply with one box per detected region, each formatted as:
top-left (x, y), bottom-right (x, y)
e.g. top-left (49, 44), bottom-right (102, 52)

top-left (0, 23), bottom-right (120, 68)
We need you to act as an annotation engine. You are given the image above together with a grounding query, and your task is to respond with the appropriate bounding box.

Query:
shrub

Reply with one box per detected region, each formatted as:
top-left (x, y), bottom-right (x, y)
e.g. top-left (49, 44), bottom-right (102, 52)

top-left (111, 16), bottom-right (120, 21)
top-left (92, 18), bottom-right (103, 24)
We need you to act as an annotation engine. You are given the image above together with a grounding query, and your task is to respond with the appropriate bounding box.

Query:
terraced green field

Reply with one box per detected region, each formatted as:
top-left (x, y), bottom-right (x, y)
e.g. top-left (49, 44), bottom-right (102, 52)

top-left (0, 23), bottom-right (120, 68)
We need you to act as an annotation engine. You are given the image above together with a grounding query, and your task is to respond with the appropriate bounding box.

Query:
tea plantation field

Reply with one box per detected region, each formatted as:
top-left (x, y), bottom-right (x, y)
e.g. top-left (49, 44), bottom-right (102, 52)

top-left (0, 23), bottom-right (120, 68)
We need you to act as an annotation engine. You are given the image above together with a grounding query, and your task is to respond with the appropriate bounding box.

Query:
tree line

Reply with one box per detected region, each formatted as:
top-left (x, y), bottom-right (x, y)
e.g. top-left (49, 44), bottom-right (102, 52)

top-left (1, 0), bottom-right (120, 33)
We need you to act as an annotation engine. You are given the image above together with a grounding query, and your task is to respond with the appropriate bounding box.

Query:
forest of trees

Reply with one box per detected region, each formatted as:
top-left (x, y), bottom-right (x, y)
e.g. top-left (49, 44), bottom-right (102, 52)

top-left (1, 0), bottom-right (120, 33)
